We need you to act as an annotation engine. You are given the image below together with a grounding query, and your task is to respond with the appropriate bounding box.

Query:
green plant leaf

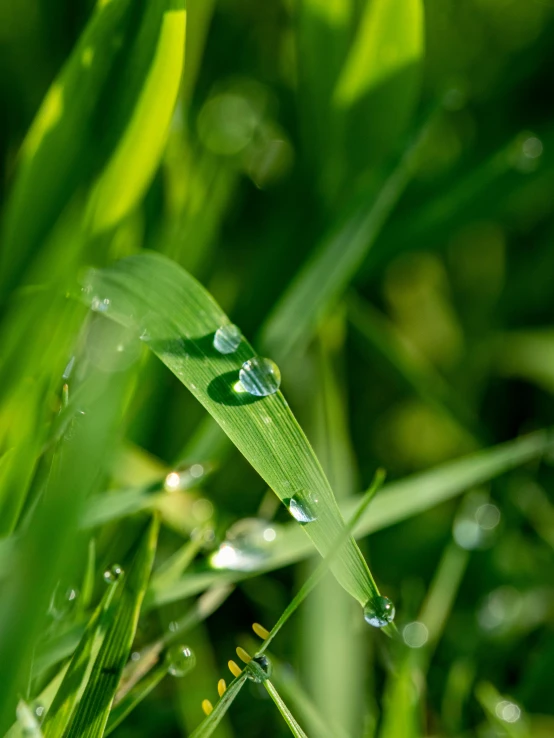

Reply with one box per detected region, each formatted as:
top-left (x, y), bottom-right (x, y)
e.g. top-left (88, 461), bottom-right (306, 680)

top-left (264, 681), bottom-right (308, 738)
top-left (260, 110), bottom-right (436, 360)
top-left (104, 664), bottom-right (167, 736)
top-left (147, 428), bottom-right (553, 605)
top-left (84, 252), bottom-right (379, 608)
top-left (43, 516), bottom-right (159, 738)
top-left (334, 0), bottom-right (424, 107)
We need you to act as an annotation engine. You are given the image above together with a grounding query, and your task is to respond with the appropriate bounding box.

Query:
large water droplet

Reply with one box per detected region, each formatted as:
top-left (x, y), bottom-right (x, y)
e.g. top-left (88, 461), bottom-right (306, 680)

top-left (210, 518), bottom-right (279, 571)
top-left (288, 491), bottom-right (319, 524)
top-left (363, 596), bottom-right (395, 628)
top-left (239, 357), bottom-right (281, 397)
top-left (166, 644), bottom-right (196, 677)
top-left (214, 324), bottom-right (242, 354)
top-left (246, 654), bottom-right (272, 683)
top-left (103, 564), bottom-right (123, 584)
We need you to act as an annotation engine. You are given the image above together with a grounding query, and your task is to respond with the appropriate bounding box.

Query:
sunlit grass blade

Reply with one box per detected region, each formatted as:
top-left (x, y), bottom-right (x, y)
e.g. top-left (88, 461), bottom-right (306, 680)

top-left (64, 516), bottom-right (159, 738)
top-left (334, 0), bottom-right (423, 108)
top-left (264, 681), bottom-right (308, 738)
top-left (260, 109), bottom-right (437, 360)
top-left (104, 663), bottom-right (167, 736)
top-left (42, 585), bottom-right (122, 738)
top-left (84, 252), bottom-right (379, 607)
top-left (258, 470), bottom-right (386, 653)
top-left (148, 429), bottom-right (553, 605)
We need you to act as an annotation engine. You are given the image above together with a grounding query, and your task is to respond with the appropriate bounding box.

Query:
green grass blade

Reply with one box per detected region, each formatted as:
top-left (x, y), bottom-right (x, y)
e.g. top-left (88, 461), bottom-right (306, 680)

top-left (42, 586), bottom-right (122, 738)
top-left (263, 681), bottom-right (308, 738)
top-left (84, 252), bottom-right (378, 607)
top-left (104, 664), bottom-right (167, 736)
top-left (334, 0), bottom-right (424, 107)
top-left (64, 516), bottom-right (159, 738)
top-left (148, 429), bottom-right (553, 605)
top-left (258, 470), bottom-right (386, 653)
top-left (188, 673), bottom-right (249, 738)
top-left (260, 110), bottom-right (436, 360)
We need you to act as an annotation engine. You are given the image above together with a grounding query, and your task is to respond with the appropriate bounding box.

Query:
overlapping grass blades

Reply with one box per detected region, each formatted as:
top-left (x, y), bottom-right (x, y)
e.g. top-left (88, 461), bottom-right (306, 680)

top-left (0, 0), bottom-right (186, 295)
top-left (84, 252), bottom-right (377, 607)
top-left (42, 517), bottom-right (159, 738)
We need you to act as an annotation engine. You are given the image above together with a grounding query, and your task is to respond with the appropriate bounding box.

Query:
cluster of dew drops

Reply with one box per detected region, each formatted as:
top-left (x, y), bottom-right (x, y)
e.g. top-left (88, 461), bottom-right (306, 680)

top-left (213, 323), bottom-right (281, 397)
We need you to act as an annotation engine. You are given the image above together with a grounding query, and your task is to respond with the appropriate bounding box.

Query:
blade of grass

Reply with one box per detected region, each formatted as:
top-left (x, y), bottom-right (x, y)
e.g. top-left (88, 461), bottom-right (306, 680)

top-left (104, 664), bottom-right (167, 736)
top-left (84, 252), bottom-right (380, 608)
top-left (260, 108), bottom-right (437, 360)
top-left (188, 672), bottom-right (249, 738)
top-left (263, 681), bottom-right (308, 738)
top-left (65, 517), bottom-right (159, 738)
top-left (148, 429), bottom-right (553, 605)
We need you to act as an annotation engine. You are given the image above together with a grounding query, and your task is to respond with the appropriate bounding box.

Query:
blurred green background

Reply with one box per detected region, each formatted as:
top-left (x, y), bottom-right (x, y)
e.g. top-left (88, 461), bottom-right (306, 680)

top-left (1, 0), bottom-right (554, 736)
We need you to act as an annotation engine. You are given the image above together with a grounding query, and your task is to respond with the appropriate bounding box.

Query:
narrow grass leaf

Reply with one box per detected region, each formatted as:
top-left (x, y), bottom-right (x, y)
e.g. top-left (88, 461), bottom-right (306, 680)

top-left (84, 252), bottom-right (378, 607)
top-left (42, 585), bottom-right (121, 738)
top-left (104, 664), bottom-right (167, 736)
top-left (148, 428), bottom-right (554, 604)
top-left (260, 110), bottom-right (436, 360)
top-left (188, 672), bottom-right (249, 738)
top-left (63, 516), bottom-right (159, 738)
top-left (334, 0), bottom-right (424, 107)
top-left (264, 681), bottom-right (308, 738)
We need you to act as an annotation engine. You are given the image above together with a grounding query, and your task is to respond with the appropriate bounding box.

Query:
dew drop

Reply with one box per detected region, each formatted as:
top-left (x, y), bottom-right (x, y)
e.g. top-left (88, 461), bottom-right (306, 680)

top-left (214, 324), bottom-right (242, 354)
top-left (49, 584), bottom-right (79, 620)
top-left (103, 564), bottom-right (123, 584)
top-left (288, 491), bottom-right (319, 524)
top-left (495, 700), bottom-right (521, 723)
top-left (166, 644), bottom-right (196, 677)
top-left (210, 518), bottom-right (279, 571)
top-left (246, 654), bottom-right (272, 683)
top-left (239, 357), bottom-right (281, 397)
top-left (91, 297), bottom-right (110, 313)
top-left (363, 596), bottom-right (396, 628)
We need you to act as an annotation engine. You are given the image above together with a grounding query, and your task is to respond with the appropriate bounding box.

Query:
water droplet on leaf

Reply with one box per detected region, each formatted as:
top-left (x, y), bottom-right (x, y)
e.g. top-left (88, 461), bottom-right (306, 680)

top-left (214, 324), bottom-right (242, 354)
top-left (166, 644), bottom-right (196, 677)
top-left (363, 596), bottom-right (396, 628)
top-left (246, 654), bottom-right (272, 683)
top-left (49, 584), bottom-right (79, 620)
top-left (239, 357), bottom-right (281, 397)
top-left (288, 491), bottom-right (319, 523)
top-left (210, 518), bottom-right (279, 571)
top-left (103, 564), bottom-right (123, 584)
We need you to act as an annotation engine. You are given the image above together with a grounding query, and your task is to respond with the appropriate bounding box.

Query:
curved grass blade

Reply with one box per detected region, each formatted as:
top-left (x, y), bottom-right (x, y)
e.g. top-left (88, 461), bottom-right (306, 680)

top-left (264, 681), bottom-right (308, 738)
top-left (147, 428), bottom-right (553, 605)
top-left (84, 252), bottom-right (378, 608)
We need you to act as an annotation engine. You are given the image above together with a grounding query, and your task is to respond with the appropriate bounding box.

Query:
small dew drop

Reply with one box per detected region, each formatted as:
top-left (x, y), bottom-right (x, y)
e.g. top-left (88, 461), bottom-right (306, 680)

top-left (288, 491), bottom-right (319, 524)
top-left (246, 654), bottom-right (272, 683)
top-left (63, 356), bottom-right (75, 380)
top-left (131, 651), bottom-right (141, 662)
top-left (103, 564), bottom-right (123, 584)
top-left (169, 621), bottom-right (179, 633)
top-left (91, 297), bottom-right (110, 313)
top-left (239, 357), bottom-right (281, 397)
top-left (214, 324), bottom-right (242, 354)
top-left (363, 596), bottom-right (396, 628)
top-left (166, 644), bottom-right (196, 677)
